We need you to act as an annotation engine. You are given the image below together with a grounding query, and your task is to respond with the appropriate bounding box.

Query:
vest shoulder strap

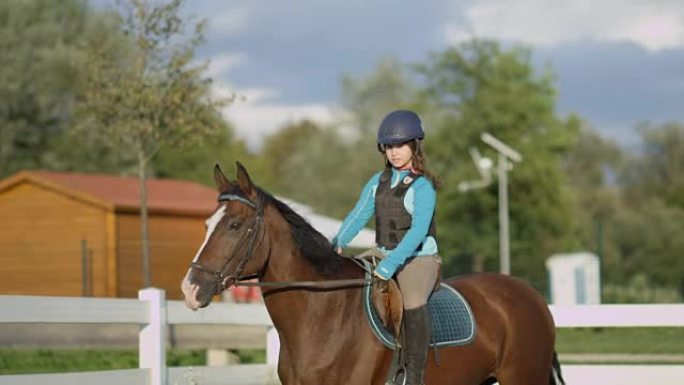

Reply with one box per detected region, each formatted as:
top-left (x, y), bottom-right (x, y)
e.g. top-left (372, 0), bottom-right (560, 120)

top-left (378, 169), bottom-right (423, 189)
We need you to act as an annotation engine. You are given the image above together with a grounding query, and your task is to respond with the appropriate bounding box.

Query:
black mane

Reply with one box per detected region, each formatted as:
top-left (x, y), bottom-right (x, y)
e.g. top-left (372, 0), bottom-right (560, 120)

top-left (257, 188), bottom-right (344, 277)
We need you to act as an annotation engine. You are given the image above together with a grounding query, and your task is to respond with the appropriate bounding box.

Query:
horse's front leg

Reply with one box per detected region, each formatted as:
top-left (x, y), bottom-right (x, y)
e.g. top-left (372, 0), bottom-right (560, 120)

top-left (347, 342), bottom-right (393, 385)
top-left (284, 345), bottom-right (389, 384)
top-left (276, 347), bottom-right (296, 384)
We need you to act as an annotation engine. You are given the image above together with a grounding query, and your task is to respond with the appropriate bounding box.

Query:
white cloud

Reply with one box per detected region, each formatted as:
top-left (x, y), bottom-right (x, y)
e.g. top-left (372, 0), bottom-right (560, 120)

top-left (213, 84), bottom-right (338, 152)
top-left (206, 53), bottom-right (248, 79)
top-left (446, 0), bottom-right (684, 51)
top-left (207, 53), bottom-right (339, 152)
top-left (202, 31), bottom-right (347, 152)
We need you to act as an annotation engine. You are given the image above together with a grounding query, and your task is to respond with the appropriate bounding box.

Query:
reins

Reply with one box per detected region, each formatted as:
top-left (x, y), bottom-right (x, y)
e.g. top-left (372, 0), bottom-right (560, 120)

top-left (235, 278), bottom-right (371, 289)
top-left (190, 191), bottom-right (374, 293)
top-left (235, 250), bottom-right (373, 289)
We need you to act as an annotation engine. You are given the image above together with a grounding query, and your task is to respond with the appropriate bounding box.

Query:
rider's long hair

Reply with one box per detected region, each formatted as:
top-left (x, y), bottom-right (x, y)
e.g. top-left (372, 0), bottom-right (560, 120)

top-left (383, 139), bottom-right (442, 189)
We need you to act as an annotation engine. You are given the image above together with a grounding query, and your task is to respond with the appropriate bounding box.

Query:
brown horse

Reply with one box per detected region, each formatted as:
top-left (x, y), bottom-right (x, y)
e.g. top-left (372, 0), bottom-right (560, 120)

top-left (181, 163), bottom-right (565, 385)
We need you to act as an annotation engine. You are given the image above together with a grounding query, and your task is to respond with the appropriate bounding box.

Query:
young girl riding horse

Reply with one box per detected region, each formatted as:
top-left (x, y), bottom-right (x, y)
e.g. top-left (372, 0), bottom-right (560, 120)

top-left (333, 109), bottom-right (440, 385)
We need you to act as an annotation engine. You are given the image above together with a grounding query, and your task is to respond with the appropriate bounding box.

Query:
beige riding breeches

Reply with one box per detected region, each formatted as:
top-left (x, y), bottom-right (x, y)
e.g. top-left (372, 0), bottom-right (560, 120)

top-left (396, 255), bottom-right (441, 310)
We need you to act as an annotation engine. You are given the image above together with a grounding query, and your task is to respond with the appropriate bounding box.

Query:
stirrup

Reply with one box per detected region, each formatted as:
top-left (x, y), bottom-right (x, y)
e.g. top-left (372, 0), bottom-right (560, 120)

top-left (386, 369), bottom-right (406, 385)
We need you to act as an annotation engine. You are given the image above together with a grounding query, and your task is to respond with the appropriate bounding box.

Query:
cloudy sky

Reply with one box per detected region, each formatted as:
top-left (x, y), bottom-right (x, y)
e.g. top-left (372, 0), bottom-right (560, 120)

top-left (185, 0), bottom-right (684, 151)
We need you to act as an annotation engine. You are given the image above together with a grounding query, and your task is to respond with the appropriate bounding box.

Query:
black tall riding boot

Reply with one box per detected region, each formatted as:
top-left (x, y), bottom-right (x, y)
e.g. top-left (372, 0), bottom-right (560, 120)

top-left (403, 306), bottom-right (430, 385)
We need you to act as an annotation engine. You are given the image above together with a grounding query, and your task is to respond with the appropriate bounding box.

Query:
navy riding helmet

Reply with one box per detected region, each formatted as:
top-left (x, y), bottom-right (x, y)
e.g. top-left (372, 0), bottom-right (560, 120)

top-left (377, 110), bottom-right (424, 149)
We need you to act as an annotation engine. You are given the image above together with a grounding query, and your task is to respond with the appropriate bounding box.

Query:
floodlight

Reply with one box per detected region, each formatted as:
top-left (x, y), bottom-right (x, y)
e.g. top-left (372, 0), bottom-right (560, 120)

top-left (481, 133), bottom-right (522, 163)
top-left (458, 133), bottom-right (523, 275)
top-left (459, 147), bottom-right (493, 192)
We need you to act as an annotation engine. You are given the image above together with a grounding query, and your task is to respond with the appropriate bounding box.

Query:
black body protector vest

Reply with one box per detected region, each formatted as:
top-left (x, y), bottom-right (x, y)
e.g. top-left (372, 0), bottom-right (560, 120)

top-left (375, 169), bottom-right (437, 250)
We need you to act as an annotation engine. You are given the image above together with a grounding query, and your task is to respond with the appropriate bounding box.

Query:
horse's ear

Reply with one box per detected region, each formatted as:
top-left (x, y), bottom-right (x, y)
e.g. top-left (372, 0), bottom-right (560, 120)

top-left (235, 161), bottom-right (256, 198)
top-left (213, 164), bottom-right (231, 192)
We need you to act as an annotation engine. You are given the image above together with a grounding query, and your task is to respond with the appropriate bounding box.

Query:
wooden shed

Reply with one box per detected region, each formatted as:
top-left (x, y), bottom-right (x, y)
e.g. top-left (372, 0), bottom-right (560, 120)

top-left (0, 170), bottom-right (217, 299)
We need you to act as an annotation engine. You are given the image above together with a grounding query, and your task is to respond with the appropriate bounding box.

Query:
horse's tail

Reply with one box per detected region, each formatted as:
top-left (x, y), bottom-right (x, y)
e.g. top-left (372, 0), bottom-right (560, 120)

top-left (549, 351), bottom-right (566, 385)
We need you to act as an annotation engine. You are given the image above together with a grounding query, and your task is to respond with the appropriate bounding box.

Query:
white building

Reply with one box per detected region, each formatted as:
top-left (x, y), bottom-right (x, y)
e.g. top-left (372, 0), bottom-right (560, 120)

top-left (546, 252), bottom-right (601, 305)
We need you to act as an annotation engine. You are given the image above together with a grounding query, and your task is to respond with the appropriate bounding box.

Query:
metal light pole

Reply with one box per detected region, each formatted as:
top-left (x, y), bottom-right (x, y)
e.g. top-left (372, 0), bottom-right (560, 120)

top-left (497, 152), bottom-right (511, 274)
top-left (459, 133), bottom-right (522, 275)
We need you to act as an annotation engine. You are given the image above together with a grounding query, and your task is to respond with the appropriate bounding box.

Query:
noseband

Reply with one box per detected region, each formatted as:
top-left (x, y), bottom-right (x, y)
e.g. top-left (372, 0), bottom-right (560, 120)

top-left (189, 193), bottom-right (264, 294)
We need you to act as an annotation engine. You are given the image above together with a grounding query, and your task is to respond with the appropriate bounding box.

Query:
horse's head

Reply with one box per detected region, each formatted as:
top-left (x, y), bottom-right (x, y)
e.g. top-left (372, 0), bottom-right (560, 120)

top-left (181, 162), bottom-right (268, 310)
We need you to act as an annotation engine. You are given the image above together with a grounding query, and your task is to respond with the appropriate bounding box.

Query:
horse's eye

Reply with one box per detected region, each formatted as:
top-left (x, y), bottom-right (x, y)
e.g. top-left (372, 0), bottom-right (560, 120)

top-left (229, 222), bottom-right (242, 231)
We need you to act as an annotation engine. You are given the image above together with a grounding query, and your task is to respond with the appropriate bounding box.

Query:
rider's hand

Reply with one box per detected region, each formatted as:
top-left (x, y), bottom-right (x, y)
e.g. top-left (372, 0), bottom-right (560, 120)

top-left (332, 237), bottom-right (343, 255)
top-left (373, 259), bottom-right (399, 280)
top-left (373, 270), bottom-right (389, 280)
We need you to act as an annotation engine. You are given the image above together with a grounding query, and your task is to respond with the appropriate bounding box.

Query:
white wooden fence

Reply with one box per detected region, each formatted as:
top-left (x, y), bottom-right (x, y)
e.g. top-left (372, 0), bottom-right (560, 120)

top-left (0, 288), bottom-right (277, 385)
top-left (549, 304), bottom-right (684, 385)
top-left (1, 289), bottom-right (683, 385)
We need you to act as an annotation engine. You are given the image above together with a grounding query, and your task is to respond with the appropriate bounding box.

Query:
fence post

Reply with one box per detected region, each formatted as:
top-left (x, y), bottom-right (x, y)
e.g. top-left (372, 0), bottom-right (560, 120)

top-left (139, 288), bottom-right (166, 385)
top-left (266, 326), bottom-right (280, 367)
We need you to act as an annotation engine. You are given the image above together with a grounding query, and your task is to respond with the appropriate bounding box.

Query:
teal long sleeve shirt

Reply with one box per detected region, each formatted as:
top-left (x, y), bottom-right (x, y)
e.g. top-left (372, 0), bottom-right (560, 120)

top-left (333, 169), bottom-right (438, 275)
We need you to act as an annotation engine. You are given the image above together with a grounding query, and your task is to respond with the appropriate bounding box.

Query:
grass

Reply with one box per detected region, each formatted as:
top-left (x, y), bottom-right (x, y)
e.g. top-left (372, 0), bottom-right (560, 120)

top-left (555, 327), bottom-right (684, 354)
top-left (0, 348), bottom-right (263, 375)
top-left (2, 328), bottom-right (683, 374)
top-left (0, 349), bottom-right (137, 374)
top-left (236, 349), bottom-right (266, 364)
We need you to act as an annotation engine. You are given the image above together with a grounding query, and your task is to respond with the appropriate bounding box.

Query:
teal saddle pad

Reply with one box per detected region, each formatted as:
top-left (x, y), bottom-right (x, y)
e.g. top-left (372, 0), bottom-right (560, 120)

top-left (363, 277), bottom-right (477, 350)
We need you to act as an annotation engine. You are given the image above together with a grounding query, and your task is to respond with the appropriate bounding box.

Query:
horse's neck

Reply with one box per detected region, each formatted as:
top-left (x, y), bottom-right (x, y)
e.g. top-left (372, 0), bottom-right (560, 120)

top-left (259, 210), bottom-right (366, 347)
top-left (260, 204), bottom-right (361, 284)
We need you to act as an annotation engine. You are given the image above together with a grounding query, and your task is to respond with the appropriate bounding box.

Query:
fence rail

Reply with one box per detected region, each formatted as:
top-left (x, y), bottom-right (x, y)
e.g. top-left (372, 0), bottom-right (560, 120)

top-left (0, 295), bottom-right (146, 323)
top-left (1, 289), bottom-right (683, 385)
top-left (549, 304), bottom-right (684, 327)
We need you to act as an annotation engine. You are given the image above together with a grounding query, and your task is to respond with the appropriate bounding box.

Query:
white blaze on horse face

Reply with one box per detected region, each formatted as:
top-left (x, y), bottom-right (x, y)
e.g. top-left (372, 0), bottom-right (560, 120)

top-left (181, 205), bottom-right (227, 308)
top-left (192, 205), bottom-right (227, 263)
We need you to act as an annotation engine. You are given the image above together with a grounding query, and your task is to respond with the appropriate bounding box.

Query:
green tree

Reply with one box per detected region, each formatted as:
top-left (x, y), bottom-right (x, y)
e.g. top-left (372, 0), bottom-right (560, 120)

top-left (559, 120), bottom-right (684, 299)
top-left (609, 122), bottom-right (684, 294)
top-left (563, 124), bottom-right (623, 271)
top-left (72, 0), bottom-right (230, 287)
top-left (0, 0), bottom-right (126, 177)
top-left (609, 199), bottom-right (684, 290)
top-left (259, 120), bottom-right (323, 193)
top-left (259, 120), bottom-right (357, 217)
top-left (152, 120), bottom-right (248, 186)
top-left (621, 122), bottom-right (684, 208)
top-left (418, 40), bottom-right (579, 290)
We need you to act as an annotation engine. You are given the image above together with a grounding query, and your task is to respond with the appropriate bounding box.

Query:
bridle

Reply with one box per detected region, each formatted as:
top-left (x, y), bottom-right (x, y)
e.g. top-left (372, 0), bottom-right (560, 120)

top-left (190, 191), bottom-right (373, 294)
top-left (189, 193), bottom-right (265, 294)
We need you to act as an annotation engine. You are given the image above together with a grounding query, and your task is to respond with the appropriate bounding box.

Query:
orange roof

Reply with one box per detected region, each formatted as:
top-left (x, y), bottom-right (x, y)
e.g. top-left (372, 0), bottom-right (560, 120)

top-left (1, 170), bottom-right (218, 216)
